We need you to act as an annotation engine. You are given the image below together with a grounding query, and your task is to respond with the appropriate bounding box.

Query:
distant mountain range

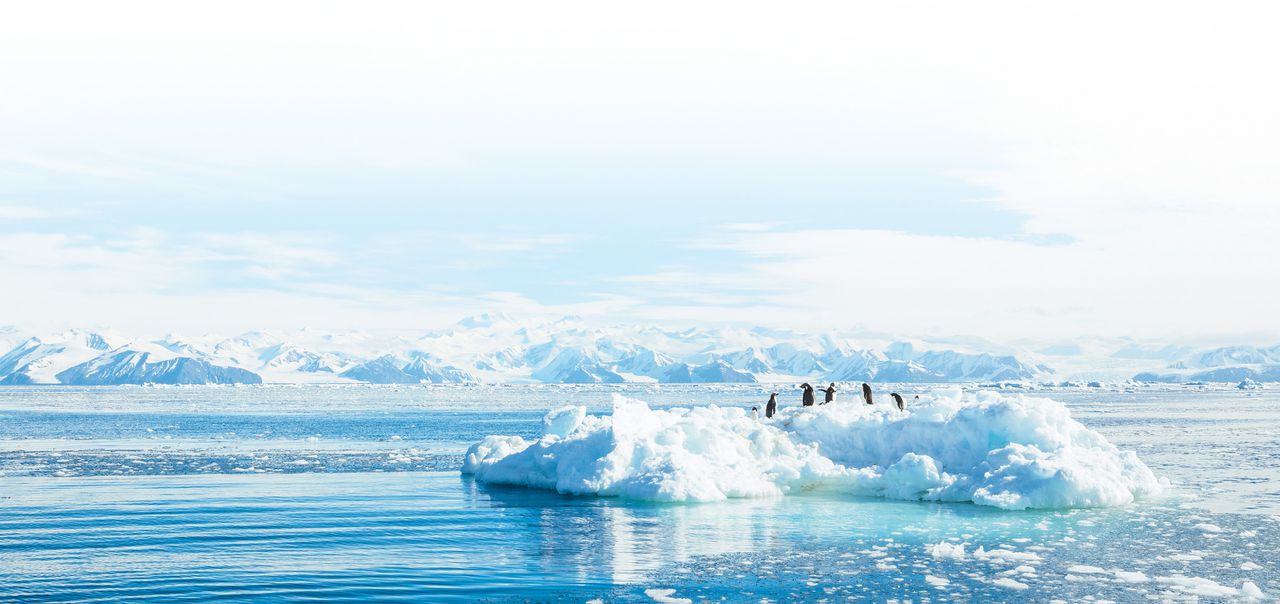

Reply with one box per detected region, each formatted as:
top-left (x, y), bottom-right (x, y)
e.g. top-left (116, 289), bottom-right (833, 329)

top-left (0, 317), bottom-right (1275, 386)
top-left (1129, 344), bottom-right (1280, 384)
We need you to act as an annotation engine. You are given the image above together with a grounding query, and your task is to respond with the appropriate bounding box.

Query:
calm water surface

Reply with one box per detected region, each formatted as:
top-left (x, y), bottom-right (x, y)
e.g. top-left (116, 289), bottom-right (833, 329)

top-left (1, 385), bottom-right (1277, 602)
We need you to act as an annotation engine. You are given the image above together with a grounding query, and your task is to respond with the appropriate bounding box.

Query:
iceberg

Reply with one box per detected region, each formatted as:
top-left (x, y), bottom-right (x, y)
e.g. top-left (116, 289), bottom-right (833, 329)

top-left (462, 391), bottom-right (1164, 510)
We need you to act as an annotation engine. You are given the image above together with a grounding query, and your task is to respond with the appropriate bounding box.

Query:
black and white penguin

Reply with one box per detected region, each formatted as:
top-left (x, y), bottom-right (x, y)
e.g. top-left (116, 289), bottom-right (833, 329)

top-left (765, 393), bottom-right (778, 418)
top-left (822, 383), bottom-right (836, 404)
top-left (891, 392), bottom-right (905, 411)
top-left (862, 382), bottom-right (873, 405)
top-left (800, 383), bottom-right (816, 407)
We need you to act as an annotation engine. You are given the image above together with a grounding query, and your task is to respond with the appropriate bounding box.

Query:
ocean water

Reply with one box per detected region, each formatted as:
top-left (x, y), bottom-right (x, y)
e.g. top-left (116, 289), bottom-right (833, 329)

top-left (1, 384), bottom-right (1277, 602)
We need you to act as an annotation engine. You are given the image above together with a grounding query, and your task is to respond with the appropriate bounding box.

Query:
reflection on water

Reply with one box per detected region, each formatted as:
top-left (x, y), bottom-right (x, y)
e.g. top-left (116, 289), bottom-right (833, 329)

top-left (474, 480), bottom-right (792, 583)
top-left (3, 471), bottom-right (1278, 602)
top-left (455, 477), bottom-right (1278, 602)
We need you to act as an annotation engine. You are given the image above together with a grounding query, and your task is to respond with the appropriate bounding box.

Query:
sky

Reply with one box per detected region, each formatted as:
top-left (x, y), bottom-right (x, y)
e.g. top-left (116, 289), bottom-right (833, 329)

top-left (1, 0), bottom-right (1278, 342)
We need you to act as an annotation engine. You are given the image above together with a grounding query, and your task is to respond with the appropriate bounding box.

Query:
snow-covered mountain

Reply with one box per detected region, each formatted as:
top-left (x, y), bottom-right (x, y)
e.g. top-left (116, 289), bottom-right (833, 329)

top-left (0, 316), bottom-right (1056, 386)
top-left (2, 316), bottom-right (1276, 386)
top-left (55, 346), bottom-right (262, 386)
top-left (1131, 344), bottom-right (1280, 384)
top-left (0, 330), bottom-right (116, 384)
top-left (339, 354), bottom-right (475, 384)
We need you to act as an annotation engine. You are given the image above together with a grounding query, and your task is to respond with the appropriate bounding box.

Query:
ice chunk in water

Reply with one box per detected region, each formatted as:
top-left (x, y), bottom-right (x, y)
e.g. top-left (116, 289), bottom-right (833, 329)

top-left (463, 391), bottom-right (1164, 509)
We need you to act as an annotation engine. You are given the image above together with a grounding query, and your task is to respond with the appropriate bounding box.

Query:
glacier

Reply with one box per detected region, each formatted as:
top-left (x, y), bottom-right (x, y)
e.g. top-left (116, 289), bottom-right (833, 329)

top-left (462, 391), bottom-right (1165, 509)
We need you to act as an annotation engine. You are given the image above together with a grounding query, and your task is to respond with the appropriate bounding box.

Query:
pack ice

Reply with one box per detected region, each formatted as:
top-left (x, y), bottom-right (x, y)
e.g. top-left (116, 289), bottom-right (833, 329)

top-left (462, 391), bottom-right (1165, 509)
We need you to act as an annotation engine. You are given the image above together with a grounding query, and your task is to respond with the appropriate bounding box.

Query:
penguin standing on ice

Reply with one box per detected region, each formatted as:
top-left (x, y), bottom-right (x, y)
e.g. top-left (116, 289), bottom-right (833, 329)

top-left (800, 383), bottom-right (816, 407)
top-left (821, 383), bottom-right (836, 404)
top-left (765, 393), bottom-right (778, 418)
top-left (891, 392), bottom-right (905, 411)
top-left (862, 382), bottom-right (873, 405)
top-left (751, 406), bottom-right (760, 420)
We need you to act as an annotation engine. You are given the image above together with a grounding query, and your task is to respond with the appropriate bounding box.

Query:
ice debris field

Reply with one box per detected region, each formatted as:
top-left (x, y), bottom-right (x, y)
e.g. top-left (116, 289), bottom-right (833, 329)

top-left (464, 390), bottom-right (1167, 509)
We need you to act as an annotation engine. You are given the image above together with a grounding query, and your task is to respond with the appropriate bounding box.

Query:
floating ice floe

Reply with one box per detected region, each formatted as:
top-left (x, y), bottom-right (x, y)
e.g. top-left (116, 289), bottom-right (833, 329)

top-left (643, 588), bottom-right (692, 603)
top-left (1155, 575), bottom-right (1264, 599)
top-left (991, 577), bottom-right (1029, 590)
top-left (462, 391), bottom-right (1166, 509)
top-left (928, 541), bottom-right (967, 561)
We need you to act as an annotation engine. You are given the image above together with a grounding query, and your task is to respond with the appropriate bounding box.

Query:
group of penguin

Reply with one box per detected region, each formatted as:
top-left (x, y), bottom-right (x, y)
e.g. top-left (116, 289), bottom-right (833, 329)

top-left (757, 382), bottom-right (910, 419)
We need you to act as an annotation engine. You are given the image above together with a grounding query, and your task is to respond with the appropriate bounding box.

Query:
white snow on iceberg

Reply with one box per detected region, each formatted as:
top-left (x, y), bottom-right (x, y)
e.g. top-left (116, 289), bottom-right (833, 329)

top-left (462, 391), bottom-right (1165, 509)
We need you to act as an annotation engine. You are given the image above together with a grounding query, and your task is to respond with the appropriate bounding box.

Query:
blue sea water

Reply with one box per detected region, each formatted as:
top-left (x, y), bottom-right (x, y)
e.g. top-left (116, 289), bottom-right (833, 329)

top-left (1, 385), bottom-right (1278, 602)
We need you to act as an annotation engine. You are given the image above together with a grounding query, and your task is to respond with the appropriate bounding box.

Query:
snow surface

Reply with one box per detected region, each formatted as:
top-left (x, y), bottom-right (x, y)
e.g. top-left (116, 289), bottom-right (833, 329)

top-left (462, 391), bottom-right (1164, 509)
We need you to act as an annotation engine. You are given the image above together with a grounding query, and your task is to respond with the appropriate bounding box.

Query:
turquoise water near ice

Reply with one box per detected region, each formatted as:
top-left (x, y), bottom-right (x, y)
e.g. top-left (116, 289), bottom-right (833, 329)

top-left (2, 385), bottom-right (1278, 602)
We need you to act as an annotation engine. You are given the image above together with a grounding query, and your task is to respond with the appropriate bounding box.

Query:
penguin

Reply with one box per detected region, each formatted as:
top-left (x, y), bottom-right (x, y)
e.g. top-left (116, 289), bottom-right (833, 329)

top-left (800, 383), bottom-right (816, 407)
top-left (751, 406), bottom-right (760, 420)
top-left (765, 393), bottom-right (778, 418)
top-left (862, 382), bottom-right (873, 405)
top-left (891, 392), bottom-right (905, 411)
top-left (822, 383), bottom-right (836, 404)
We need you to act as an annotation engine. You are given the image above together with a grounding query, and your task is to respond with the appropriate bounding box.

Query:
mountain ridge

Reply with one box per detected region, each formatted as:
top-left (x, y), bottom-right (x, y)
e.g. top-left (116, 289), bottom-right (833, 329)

top-left (0, 317), bottom-right (1276, 386)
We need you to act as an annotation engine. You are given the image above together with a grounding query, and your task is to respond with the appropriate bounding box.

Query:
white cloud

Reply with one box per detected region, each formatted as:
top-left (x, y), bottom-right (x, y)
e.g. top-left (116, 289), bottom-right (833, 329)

top-left (652, 220), bottom-right (1276, 340)
top-left (0, 1), bottom-right (1277, 340)
top-left (0, 228), bottom-right (628, 333)
top-left (0, 205), bottom-right (84, 221)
